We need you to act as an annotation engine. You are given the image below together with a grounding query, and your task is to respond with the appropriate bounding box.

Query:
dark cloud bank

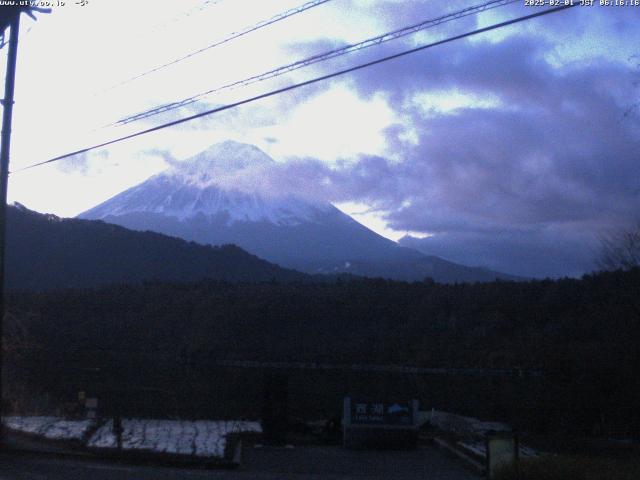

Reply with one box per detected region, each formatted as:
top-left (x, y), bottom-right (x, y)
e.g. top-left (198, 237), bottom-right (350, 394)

top-left (275, 7), bottom-right (640, 278)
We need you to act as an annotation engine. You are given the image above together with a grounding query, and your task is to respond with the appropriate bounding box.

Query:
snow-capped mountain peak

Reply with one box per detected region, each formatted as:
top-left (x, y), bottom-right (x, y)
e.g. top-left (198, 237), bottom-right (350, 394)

top-left (167, 140), bottom-right (275, 187)
top-left (81, 141), bottom-right (330, 226)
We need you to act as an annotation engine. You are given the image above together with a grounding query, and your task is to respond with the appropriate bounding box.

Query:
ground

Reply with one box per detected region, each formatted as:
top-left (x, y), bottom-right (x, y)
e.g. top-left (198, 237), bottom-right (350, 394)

top-left (0, 445), bottom-right (478, 480)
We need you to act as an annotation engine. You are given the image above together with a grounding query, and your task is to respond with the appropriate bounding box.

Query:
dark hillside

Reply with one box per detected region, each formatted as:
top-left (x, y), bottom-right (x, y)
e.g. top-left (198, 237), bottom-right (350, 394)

top-left (5, 204), bottom-right (308, 290)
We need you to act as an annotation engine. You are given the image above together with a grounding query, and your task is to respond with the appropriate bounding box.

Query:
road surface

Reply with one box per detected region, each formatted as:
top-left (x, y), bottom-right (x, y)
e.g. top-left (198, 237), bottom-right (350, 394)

top-left (0, 445), bottom-right (479, 479)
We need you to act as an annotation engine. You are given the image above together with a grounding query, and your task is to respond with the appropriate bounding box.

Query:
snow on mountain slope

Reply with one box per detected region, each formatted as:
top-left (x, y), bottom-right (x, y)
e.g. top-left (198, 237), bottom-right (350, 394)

top-left (83, 141), bottom-right (331, 226)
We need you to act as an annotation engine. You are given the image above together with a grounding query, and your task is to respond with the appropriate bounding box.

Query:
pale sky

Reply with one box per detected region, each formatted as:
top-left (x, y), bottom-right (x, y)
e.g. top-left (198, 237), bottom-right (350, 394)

top-left (6, 0), bottom-right (406, 220)
top-left (2, 1), bottom-right (639, 277)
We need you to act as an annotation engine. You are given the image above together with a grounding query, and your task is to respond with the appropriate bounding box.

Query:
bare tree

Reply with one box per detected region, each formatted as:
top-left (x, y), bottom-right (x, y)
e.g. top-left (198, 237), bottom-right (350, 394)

top-left (598, 224), bottom-right (640, 271)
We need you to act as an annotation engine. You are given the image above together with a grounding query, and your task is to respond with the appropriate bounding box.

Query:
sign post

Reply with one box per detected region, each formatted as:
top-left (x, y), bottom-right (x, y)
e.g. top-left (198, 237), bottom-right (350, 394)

top-left (486, 431), bottom-right (518, 479)
top-left (0, 11), bottom-right (20, 444)
top-left (0, 3), bottom-right (49, 446)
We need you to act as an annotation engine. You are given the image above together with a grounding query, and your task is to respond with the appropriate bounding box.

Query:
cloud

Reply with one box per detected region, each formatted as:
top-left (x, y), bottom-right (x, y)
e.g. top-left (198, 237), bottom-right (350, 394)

top-left (143, 148), bottom-right (179, 167)
top-left (220, 23), bottom-right (640, 278)
top-left (56, 150), bottom-right (110, 175)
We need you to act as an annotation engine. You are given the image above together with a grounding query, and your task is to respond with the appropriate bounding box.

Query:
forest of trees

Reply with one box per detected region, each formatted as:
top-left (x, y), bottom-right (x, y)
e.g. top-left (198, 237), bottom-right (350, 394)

top-left (4, 267), bottom-right (639, 438)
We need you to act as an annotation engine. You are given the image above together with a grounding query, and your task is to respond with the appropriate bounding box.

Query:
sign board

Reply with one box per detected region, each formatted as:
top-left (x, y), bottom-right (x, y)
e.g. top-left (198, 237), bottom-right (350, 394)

top-left (343, 397), bottom-right (419, 449)
top-left (350, 400), bottom-right (413, 426)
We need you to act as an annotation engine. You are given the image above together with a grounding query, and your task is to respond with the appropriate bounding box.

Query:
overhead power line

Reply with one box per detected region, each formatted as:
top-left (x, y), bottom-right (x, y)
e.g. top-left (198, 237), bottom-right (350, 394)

top-left (115, 0), bottom-right (519, 126)
top-left (152, 0), bottom-right (224, 31)
top-left (106, 0), bottom-right (332, 92)
top-left (12, 4), bottom-right (578, 174)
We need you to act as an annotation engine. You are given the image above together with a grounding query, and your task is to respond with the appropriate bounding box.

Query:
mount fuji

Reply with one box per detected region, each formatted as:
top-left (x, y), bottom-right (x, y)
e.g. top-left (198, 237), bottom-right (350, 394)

top-left (79, 141), bottom-right (516, 282)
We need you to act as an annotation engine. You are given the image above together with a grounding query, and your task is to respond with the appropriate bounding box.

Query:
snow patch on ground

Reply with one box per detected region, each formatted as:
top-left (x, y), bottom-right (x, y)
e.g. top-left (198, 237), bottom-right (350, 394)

top-left (87, 419), bottom-right (114, 448)
top-left (6, 416), bottom-right (261, 459)
top-left (426, 410), bottom-right (539, 459)
top-left (3, 416), bottom-right (95, 440)
top-left (87, 419), bottom-right (262, 458)
top-left (428, 410), bottom-right (510, 434)
top-left (458, 440), bottom-right (540, 458)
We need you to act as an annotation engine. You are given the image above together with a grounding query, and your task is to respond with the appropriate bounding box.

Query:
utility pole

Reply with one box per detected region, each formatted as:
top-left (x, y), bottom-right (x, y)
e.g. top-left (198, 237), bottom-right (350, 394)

top-left (0, 11), bottom-right (20, 443)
